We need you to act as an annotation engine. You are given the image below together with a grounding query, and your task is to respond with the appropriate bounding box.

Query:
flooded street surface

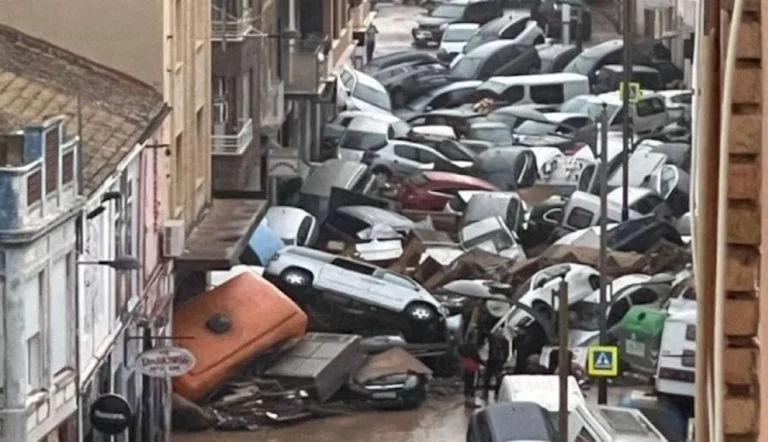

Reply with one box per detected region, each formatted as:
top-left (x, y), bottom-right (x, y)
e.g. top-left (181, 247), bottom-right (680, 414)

top-left (172, 395), bottom-right (470, 442)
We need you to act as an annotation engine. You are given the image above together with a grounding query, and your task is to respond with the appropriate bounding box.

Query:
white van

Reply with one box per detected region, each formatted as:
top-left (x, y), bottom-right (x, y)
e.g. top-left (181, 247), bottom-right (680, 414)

top-left (474, 73), bottom-right (590, 108)
top-left (560, 91), bottom-right (670, 136)
top-left (498, 375), bottom-right (669, 442)
top-left (655, 298), bottom-right (696, 398)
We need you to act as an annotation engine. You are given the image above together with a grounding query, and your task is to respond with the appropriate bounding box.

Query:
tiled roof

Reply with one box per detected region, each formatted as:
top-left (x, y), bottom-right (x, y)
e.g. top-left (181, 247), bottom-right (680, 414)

top-left (0, 25), bottom-right (165, 195)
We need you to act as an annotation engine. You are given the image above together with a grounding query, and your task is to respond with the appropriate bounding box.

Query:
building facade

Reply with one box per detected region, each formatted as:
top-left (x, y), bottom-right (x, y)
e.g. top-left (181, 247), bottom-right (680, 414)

top-left (0, 116), bottom-right (84, 442)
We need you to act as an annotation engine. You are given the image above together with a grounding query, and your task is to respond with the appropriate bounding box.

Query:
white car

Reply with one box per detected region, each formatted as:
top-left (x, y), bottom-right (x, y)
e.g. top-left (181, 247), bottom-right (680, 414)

top-left (362, 139), bottom-right (471, 178)
top-left (451, 17), bottom-right (545, 68)
top-left (264, 246), bottom-right (447, 323)
top-left (496, 263), bottom-right (600, 331)
top-left (436, 23), bottom-right (480, 62)
top-left (459, 216), bottom-right (526, 261)
top-left (657, 89), bottom-right (692, 121)
top-left (336, 116), bottom-right (411, 161)
top-left (263, 206), bottom-right (319, 246)
top-left (339, 66), bottom-right (393, 115)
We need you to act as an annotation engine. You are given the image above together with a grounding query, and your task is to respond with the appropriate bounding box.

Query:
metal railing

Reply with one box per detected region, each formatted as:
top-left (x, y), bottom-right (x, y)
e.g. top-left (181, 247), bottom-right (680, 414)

top-left (211, 5), bottom-right (253, 40)
top-left (282, 37), bottom-right (330, 95)
top-left (212, 118), bottom-right (254, 155)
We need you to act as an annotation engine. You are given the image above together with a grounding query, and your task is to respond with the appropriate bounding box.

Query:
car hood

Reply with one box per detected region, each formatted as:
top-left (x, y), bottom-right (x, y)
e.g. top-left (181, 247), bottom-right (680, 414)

top-left (439, 41), bottom-right (467, 54)
top-left (417, 16), bottom-right (450, 27)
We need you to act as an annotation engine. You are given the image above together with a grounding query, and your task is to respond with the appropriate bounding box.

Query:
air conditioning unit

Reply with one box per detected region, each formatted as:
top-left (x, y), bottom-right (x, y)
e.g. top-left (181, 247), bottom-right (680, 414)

top-left (163, 219), bottom-right (186, 258)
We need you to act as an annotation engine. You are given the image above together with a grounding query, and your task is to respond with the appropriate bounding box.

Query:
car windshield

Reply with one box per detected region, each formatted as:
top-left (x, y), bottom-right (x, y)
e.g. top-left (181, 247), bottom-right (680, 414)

top-left (431, 4), bottom-right (466, 19)
top-left (560, 96), bottom-right (590, 113)
top-left (339, 130), bottom-right (388, 150)
top-left (443, 26), bottom-right (478, 42)
top-left (564, 53), bottom-right (598, 75)
top-left (569, 300), bottom-right (601, 330)
top-left (464, 33), bottom-right (496, 53)
top-left (515, 120), bottom-right (558, 136)
top-left (352, 82), bottom-right (393, 111)
top-left (471, 127), bottom-right (514, 144)
top-left (451, 57), bottom-right (483, 79)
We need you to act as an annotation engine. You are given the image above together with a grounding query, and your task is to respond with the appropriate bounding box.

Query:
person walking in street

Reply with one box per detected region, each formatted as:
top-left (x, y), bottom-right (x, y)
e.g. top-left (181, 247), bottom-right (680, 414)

top-left (458, 340), bottom-right (484, 408)
top-left (483, 328), bottom-right (510, 402)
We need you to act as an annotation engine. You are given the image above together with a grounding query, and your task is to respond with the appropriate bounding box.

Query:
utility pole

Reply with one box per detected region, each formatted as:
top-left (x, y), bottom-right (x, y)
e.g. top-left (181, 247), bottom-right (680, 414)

top-left (561, 3), bottom-right (571, 45)
top-left (557, 281), bottom-right (569, 441)
top-left (597, 103), bottom-right (609, 405)
top-left (620, 0), bottom-right (633, 221)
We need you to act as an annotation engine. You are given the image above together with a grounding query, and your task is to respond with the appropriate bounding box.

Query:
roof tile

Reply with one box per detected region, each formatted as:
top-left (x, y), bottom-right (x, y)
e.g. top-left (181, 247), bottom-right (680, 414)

top-left (0, 25), bottom-right (164, 195)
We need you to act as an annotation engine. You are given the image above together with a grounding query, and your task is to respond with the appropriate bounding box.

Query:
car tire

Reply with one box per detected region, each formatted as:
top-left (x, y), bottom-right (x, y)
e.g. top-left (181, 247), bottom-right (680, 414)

top-left (405, 302), bottom-right (437, 322)
top-left (372, 166), bottom-right (393, 180)
top-left (280, 268), bottom-right (313, 290)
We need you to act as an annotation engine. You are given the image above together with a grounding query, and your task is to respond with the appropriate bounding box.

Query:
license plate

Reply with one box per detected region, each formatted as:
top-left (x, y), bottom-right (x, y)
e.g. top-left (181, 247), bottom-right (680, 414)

top-left (372, 391), bottom-right (398, 399)
top-left (625, 339), bottom-right (646, 357)
top-left (416, 32), bottom-right (431, 39)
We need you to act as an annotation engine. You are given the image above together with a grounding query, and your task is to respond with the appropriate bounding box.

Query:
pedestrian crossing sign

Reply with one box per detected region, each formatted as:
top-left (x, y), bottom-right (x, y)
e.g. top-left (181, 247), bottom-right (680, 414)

top-left (587, 346), bottom-right (619, 377)
top-left (619, 81), bottom-right (642, 104)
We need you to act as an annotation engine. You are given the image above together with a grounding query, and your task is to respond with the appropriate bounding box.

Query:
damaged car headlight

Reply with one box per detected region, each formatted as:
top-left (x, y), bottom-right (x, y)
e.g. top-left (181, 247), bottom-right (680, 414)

top-left (403, 375), bottom-right (419, 390)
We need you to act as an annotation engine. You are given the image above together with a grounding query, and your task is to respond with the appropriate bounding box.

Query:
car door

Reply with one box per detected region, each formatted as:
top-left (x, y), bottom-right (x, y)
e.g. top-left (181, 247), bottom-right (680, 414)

top-left (318, 257), bottom-right (382, 304)
top-left (375, 271), bottom-right (421, 311)
top-left (392, 144), bottom-right (425, 174)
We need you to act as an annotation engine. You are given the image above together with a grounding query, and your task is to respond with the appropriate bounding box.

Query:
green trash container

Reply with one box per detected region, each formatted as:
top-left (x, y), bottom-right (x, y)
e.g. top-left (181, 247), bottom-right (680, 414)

top-left (613, 305), bottom-right (667, 376)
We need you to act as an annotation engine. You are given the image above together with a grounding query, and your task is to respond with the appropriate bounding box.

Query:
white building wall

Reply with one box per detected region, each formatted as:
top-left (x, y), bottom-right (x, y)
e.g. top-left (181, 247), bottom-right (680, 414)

top-left (0, 221), bottom-right (78, 442)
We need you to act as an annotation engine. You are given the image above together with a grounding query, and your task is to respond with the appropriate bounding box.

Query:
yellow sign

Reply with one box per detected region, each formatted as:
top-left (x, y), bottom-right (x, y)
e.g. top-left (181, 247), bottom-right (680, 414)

top-left (619, 82), bottom-right (642, 104)
top-left (587, 345), bottom-right (619, 377)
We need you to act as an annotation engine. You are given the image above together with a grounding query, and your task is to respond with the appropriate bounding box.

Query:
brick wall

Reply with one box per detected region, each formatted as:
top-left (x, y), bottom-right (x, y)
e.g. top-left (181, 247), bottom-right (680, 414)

top-left (723, 0), bottom-right (761, 439)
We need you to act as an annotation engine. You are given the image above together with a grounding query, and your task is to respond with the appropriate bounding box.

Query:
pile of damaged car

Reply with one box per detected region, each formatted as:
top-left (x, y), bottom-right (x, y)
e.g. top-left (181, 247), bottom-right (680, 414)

top-left (170, 37), bottom-right (695, 441)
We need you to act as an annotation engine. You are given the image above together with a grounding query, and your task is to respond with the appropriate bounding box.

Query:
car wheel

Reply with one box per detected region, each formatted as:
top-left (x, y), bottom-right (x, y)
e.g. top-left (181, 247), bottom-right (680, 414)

top-left (405, 302), bottom-right (437, 322)
top-left (372, 166), bottom-right (393, 180)
top-left (280, 268), bottom-right (313, 289)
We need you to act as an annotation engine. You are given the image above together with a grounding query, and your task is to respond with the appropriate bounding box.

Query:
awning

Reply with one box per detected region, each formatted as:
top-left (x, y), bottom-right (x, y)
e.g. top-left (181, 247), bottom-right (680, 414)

top-left (176, 199), bottom-right (267, 271)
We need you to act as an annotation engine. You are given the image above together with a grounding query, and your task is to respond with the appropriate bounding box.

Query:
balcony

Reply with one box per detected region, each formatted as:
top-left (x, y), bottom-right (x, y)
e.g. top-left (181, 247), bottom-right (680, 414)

top-left (282, 38), bottom-right (331, 96)
top-left (211, 4), bottom-right (253, 41)
top-left (212, 118), bottom-right (254, 155)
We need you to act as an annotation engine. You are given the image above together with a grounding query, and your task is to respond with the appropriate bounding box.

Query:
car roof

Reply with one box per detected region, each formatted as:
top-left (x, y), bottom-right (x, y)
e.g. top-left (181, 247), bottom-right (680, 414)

top-left (428, 80), bottom-right (483, 95)
top-left (300, 159), bottom-right (369, 195)
top-left (346, 116), bottom-right (391, 133)
top-left (423, 171), bottom-right (498, 189)
top-left (595, 90), bottom-right (663, 104)
top-left (281, 245), bottom-right (337, 263)
top-left (339, 110), bottom-right (402, 123)
top-left (600, 64), bottom-right (659, 73)
top-left (477, 15), bottom-right (518, 35)
top-left (337, 206), bottom-right (414, 226)
top-left (465, 39), bottom-right (524, 57)
top-left (536, 43), bottom-right (577, 58)
top-left (353, 68), bottom-right (386, 91)
top-left (578, 39), bottom-right (622, 58)
top-left (446, 23), bottom-right (480, 31)
top-left (486, 72), bottom-right (587, 86)
top-left (544, 112), bottom-right (588, 122)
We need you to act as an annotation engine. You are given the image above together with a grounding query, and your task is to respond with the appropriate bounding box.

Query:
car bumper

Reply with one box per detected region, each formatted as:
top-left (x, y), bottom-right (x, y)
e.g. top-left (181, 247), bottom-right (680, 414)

top-left (412, 28), bottom-right (443, 43)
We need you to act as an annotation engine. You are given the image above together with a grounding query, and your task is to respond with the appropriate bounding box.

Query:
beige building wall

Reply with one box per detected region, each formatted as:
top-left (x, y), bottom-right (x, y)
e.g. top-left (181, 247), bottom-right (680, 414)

top-left (0, 0), bottom-right (212, 230)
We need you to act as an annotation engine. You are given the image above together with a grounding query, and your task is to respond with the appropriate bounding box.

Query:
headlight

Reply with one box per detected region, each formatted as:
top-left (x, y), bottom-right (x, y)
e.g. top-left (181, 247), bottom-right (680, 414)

top-left (403, 376), bottom-right (419, 389)
top-left (439, 23), bottom-right (448, 30)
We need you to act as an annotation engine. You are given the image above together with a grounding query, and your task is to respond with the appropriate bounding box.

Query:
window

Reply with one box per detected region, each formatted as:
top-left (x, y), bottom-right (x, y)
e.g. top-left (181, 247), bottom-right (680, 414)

top-left (565, 207), bottom-right (594, 229)
top-left (331, 258), bottom-right (376, 275)
top-left (530, 84), bottom-right (565, 104)
top-left (588, 274), bottom-right (601, 290)
top-left (27, 169), bottom-right (42, 205)
top-left (632, 194), bottom-right (663, 214)
top-left (26, 271), bottom-right (45, 390)
top-left (339, 117), bottom-right (353, 127)
top-left (685, 324), bottom-right (696, 341)
top-left (28, 333), bottom-right (42, 390)
top-left (607, 298), bottom-right (631, 328)
top-left (501, 85), bottom-right (525, 103)
top-left (62, 150), bottom-right (75, 184)
top-left (681, 349), bottom-right (695, 367)
top-left (629, 288), bottom-right (659, 305)
top-left (242, 71), bottom-right (252, 119)
top-left (380, 272), bottom-right (417, 289)
top-left (394, 144), bottom-right (419, 161)
top-left (416, 148), bottom-right (439, 164)
top-left (671, 92), bottom-right (692, 104)
top-left (328, 212), bottom-right (368, 235)
top-left (636, 98), bottom-right (664, 117)
top-left (340, 130), bottom-right (387, 151)
top-left (50, 254), bottom-right (73, 375)
top-left (175, 0), bottom-right (184, 62)
top-left (45, 127), bottom-right (59, 193)
top-left (575, 427), bottom-right (597, 442)
top-left (296, 217), bottom-right (314, 245)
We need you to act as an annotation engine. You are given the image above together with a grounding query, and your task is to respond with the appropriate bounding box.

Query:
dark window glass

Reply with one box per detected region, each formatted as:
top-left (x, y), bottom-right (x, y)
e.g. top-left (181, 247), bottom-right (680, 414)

top-left (331, 257), bottom-right (376, 275)
top-left (530, 84), bottom-right (565, 104)
top-left (296, 217), bottom-right (313, 245)
top-left (417, 148), bottom-right (439, 163)
top-left (681, 349), bottom-right (695, 367)
top-left (629, 288), bottom-right (658, 305)
top-left (328, 212), bottom-right (369, 234)
top-left (501, 85), bottom-right (525, 103)
top-left (685, 324), bottom-right (696, 341)
top-left (671, 92), bottom-right (692, 104)
top-left (576, 427), bottom-right (598, 442)
top-left (566, 207), bottom-right (594, 229)
top-left (394, 144), bottom-right (420, 161)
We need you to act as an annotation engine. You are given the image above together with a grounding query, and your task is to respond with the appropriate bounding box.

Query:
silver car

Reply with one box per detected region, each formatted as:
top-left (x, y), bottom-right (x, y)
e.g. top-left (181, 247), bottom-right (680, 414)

top-left (264, 246), bottom-right (447, 323)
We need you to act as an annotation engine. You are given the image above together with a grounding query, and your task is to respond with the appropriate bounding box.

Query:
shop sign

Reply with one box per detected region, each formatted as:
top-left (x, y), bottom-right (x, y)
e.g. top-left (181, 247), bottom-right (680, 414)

top-left (90, 394), bottom-right (132, 435)
top-left (135, 346), bottom-right (196, 378)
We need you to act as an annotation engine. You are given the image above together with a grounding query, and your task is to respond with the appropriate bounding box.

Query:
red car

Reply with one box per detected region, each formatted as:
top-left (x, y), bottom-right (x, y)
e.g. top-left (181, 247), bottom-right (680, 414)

top-left (397, 171), bottom-right (499, 211)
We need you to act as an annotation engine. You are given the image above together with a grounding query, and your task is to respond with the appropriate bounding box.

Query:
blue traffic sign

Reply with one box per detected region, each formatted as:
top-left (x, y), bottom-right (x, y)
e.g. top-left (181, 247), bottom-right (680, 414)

top-left (587, 346), bottom-right (619, 377)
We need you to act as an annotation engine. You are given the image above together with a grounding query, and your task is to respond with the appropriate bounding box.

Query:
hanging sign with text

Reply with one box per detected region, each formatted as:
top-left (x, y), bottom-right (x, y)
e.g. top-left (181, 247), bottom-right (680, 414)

top-left (134, 346), bottom-right (196, 378)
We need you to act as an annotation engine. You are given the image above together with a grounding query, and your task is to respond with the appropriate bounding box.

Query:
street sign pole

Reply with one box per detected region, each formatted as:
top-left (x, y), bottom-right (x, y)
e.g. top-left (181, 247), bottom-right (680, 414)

top-left (621, 0), bottom-right (633, 222)
top-left (557, 281), bottom-right (569, 442)
top-left (561, 3), bottom-right (571, 45)
top-left (597, 103), bottom-right (609, 405)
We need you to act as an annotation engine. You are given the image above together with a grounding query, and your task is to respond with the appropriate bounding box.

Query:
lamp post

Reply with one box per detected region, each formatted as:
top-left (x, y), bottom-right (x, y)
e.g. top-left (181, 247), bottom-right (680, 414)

top-left (620, 0), bottom-right (634, 221)
top-left (597, 102), bottom-right (609, 404)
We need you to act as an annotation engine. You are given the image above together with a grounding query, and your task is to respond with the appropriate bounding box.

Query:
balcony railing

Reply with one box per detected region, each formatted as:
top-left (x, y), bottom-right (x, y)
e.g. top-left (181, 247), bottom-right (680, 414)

top-left (212, 118), bottom-right (254, 155)
top-left (282, 37), bottom-right (330, 95)
top-left (211, 5), bottom-right (253, 40)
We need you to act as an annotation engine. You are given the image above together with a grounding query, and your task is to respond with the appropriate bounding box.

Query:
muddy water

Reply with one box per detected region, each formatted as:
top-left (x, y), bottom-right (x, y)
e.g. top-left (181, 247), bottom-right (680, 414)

top-left (172, 396), bottom-right (470, 442)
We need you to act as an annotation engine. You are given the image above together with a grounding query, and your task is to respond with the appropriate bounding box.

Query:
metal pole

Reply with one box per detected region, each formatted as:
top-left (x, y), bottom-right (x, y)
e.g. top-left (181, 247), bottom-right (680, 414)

top-left (557, 281), bottom-right (569, 441)
top-left (620, 0), bottom-right (633, 221)
top-left (574, 6), bottom-right (583, 50)
top-left (597, 103), bottom-right (609, 405)
top-left (561, 3), bottom-right (571, 45)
